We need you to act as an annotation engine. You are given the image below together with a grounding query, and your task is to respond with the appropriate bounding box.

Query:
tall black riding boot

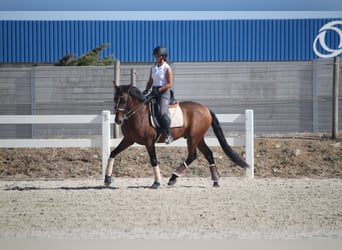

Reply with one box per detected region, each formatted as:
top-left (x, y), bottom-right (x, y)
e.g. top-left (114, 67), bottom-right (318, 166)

top-left (161, 114), bottom-right (173, 144)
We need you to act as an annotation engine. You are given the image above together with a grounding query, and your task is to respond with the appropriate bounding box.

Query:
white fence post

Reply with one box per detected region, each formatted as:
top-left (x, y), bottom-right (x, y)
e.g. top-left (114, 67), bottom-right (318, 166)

top-left (102, 110), bottom-right (111, 177)
top-left (245, 109), bottom-right (254, 178)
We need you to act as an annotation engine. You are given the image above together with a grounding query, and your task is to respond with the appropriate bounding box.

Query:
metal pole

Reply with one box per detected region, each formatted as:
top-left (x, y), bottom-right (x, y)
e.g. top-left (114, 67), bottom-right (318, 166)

top-left (131, 68), bottom-right (136, 86)
top-left (30, 67), bottom-right (36, 138)
top-left (312, 60), bottom-right (318, 132)
top-left (245, 109), bottom-right (254, 178)
top-left (113, 60), bottom-right (120, 86)
top-left (332, 56), bottom-right (340, 139)
top-left (113, 60), bottom-right (120, 138)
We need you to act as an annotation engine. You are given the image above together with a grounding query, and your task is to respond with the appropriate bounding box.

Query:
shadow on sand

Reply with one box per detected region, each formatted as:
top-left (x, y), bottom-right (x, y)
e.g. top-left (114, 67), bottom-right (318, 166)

top-left (5, 185), bottom-right (118, 191)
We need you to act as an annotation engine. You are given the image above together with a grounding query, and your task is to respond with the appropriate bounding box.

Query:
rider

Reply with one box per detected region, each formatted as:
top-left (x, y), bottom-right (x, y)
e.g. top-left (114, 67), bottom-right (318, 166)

top-left (144, 46), bottom-right (173, 144)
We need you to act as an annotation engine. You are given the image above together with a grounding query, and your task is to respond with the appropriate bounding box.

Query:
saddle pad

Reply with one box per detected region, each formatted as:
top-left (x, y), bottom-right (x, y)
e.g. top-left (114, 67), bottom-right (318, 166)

top-left (150, 103), bottom-right (184, 128)
top-left (169, 104), bottom-right (184, 128)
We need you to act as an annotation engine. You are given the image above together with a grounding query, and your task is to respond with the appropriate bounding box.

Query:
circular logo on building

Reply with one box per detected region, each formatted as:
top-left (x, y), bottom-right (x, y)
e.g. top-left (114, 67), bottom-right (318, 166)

top-left (313, 20), bottom-right (342, 59)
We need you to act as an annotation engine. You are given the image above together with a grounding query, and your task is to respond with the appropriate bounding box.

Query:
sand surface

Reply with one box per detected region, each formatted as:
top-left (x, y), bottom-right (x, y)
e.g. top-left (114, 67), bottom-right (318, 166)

top-left (1, 177), bottom-right (341, 239)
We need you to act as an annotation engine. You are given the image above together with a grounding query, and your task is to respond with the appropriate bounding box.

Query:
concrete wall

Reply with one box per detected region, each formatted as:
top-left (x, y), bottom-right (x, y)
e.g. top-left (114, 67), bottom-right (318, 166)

top-left (0, 60), bottom-right (341, 138)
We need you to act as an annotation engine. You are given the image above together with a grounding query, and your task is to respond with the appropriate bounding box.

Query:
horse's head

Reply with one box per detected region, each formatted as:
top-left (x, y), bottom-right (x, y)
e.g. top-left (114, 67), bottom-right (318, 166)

top-left (113, 82), bottom-right (146, 125)
top-left (113, 82), bottom-right (132, 125)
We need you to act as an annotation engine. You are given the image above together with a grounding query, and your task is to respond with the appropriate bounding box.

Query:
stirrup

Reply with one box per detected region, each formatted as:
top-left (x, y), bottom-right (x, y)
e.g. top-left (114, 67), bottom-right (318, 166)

top-left (165, 135), bottom-right (173, 144)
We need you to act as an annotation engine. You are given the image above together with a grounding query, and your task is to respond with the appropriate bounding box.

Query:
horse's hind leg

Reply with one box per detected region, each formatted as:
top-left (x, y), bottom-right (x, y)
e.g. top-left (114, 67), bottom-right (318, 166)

top-left (197, 139), bottom-right (220, 187)
top-left (168, 138), bottom-right (198, 186)
top-left (104, 137), bottom-right (134, 186)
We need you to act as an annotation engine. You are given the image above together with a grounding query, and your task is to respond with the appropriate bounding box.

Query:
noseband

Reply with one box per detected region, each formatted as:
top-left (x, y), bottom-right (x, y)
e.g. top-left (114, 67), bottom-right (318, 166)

top-left (114, 94), bottom-right (130, 114)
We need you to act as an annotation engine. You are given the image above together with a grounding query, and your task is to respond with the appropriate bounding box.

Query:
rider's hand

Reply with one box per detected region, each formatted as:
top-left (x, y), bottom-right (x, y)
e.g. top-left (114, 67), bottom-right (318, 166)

top-left (151, 88), bottom-right (159, 96)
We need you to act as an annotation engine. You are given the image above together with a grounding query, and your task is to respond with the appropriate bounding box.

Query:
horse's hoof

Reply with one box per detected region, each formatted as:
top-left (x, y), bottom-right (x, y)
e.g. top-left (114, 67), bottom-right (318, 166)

top-left (167, 174), bottom-right (178, 186)
top-left (150, 181), bottom-right (160, 189)
top-left (104, 175), bottom-right (113, 186)
top-left (213, 182), bottom-right (220, 188)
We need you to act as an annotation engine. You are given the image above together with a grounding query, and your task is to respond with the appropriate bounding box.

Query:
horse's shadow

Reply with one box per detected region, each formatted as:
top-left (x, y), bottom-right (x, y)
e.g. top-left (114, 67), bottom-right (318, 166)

top-left (5, 184), bottom-right (206, 191)
top-left (127, 185), bottom-right (151, 189)
top-left (5, 185), bottom-right (118, 191)
top-left (127, 185), bottom-right (206, 189)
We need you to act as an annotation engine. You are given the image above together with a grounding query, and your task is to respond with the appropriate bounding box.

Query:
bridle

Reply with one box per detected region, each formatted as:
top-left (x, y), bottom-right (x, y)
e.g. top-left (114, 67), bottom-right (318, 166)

top-left (114, 94), bottom-right (130, 113)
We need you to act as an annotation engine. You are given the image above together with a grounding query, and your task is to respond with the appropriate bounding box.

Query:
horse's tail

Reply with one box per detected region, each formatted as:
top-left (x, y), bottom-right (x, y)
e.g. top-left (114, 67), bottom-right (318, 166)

top-left (210, 109), bottom-right (249, 168)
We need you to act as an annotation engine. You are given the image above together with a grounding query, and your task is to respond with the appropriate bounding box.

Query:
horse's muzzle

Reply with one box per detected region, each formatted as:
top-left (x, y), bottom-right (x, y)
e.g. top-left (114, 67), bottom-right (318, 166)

top-left (115, 113), bottom-right (126, 125)
top-left (115, 118), bottom-right (123, 125)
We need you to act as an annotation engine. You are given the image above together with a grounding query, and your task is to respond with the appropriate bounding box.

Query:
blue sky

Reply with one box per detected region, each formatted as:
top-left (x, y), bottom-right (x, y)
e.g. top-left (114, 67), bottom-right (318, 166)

top-left (1, 0), bottom-right (342, 20)
top-left (1, 0), bottom-right (342, 11)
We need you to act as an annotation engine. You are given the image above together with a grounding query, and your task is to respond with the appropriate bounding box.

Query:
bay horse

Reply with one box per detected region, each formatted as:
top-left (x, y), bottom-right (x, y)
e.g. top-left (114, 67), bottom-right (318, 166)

top-left (104, 83), bottom-right (249, 189)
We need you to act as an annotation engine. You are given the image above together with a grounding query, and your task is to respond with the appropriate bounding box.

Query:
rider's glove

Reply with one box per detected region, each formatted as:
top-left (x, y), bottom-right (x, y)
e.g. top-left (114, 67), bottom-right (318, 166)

top-left (151, 88), bottom-right (160, 96)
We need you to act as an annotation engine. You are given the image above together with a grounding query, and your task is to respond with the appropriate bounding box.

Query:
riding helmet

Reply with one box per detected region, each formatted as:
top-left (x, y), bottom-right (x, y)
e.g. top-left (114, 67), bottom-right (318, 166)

top-left (153, 46), bottom-right (168, 58)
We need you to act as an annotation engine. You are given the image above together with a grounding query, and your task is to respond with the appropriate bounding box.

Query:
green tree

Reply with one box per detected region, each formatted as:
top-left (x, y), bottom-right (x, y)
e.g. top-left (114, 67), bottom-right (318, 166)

top-left (54, 43), bottom-right (115, 66)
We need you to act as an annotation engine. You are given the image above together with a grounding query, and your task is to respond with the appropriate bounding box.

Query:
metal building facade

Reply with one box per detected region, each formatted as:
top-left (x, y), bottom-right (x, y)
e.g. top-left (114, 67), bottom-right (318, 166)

top-left (0, 18), bottom-right (340, 63)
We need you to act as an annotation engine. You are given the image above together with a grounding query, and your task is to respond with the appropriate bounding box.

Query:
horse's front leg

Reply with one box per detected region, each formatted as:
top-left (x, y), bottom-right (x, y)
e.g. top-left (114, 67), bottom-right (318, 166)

top-left (104, 137), bottom-right (134, 186)
top-left (146, 143), bottom-right (161, 189)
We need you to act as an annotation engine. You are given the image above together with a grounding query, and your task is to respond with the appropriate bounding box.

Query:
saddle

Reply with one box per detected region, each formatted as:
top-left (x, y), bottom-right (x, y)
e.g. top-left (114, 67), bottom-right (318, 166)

top-left (149, 90), bottom-right (184, 129)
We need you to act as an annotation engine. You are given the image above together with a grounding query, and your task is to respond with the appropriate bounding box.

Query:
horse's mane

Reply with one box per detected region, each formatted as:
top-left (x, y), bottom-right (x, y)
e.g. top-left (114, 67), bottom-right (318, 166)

top-left (118, 85), bottom-right (146, 102)
top-left (129, 86), bottom-right (147, 102)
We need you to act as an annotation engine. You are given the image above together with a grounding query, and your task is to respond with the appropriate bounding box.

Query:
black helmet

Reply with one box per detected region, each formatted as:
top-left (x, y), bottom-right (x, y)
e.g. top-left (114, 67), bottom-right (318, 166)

top-left (153, 46), bottom-right (168, 58)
